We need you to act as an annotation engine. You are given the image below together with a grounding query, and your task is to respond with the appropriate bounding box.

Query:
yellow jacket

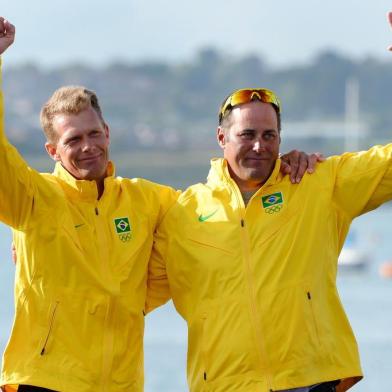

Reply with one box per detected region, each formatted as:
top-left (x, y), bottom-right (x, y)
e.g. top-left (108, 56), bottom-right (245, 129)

top-left (148, 148), bottom-right (392, 392)
top-left (0, 60), bottom-right (177, 391)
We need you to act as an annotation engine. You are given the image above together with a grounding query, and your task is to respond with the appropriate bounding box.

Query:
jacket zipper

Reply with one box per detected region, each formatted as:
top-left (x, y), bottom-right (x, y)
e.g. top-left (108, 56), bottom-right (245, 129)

top-left (201, 313), bottom-right (208, 383)
top-left (40, 301), bottom-right (59, 355)
top-left (95, 201), bottom-right (115, 391)
top-left (241, 219), bottom-right (274, 391)
top-left (94, 200), bottom-right (113, 282)
top-left (225, 173), bottom-right (274, 391)
top-left (307, 291), bottom-right (322, 346)
top-left (100, 298), bottom-right (115, 391)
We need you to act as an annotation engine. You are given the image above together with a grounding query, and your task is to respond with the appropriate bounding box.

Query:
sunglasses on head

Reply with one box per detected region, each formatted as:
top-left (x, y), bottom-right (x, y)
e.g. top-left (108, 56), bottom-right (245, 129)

top-left (218, 88), bottom-right (281, 125)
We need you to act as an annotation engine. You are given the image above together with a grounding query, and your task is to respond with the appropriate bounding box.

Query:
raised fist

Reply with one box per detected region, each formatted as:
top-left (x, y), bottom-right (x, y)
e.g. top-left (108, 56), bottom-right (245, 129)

top-left (0, 17), bottom-right (15, 55)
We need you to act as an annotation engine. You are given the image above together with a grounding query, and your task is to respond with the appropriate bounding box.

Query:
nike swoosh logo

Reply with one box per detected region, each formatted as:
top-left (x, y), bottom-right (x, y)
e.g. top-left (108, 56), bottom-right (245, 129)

top-left (198, 209), bottom-right (218, 222)
top-left (74, 223), bottom-right (85, 229)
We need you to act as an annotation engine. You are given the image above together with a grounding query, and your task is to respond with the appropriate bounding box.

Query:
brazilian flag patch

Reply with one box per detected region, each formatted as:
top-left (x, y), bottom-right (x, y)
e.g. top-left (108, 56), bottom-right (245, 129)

top-left (114, 217), bottom-right (132, 242)
top-left (262, 192), bottom-right (283, 214)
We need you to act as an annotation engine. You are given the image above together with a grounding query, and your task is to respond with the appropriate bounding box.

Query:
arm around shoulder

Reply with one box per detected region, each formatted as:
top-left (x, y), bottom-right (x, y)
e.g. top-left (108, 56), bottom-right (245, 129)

top-left (144, 182), bottom-right (178, 313)
top-left (156, 184), bottom-right (181, 225)
top-left (145, 220), bottom-right (171, 313)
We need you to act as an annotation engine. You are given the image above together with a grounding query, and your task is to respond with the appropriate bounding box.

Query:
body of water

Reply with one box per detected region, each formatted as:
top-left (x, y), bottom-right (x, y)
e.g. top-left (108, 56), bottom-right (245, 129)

top-left (0, 205), bottom-right (391, 391)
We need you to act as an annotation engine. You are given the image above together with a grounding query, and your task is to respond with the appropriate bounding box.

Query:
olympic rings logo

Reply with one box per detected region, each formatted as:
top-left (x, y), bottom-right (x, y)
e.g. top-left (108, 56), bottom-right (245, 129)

top-left (118, 233), bottom-right (132, 242)
top-left (264, 204), bottom-right (283, 214)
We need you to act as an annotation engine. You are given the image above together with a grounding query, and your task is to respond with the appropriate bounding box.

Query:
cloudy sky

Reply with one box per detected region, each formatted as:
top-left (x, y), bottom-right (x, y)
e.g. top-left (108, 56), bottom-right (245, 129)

top-left (2, 1), bottom-right (392, 67)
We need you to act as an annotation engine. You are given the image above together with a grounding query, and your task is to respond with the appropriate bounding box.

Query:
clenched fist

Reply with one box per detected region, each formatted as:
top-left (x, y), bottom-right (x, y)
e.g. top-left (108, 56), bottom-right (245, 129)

top-left (0, 17), bottom-right (15, 55)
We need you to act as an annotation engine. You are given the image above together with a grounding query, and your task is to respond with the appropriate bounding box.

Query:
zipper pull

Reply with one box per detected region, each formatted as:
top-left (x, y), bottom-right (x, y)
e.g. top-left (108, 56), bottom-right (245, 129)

top-left (95, 207), bottom-right (99, 215)
top-left (241, 219), bottom-right (245, 227)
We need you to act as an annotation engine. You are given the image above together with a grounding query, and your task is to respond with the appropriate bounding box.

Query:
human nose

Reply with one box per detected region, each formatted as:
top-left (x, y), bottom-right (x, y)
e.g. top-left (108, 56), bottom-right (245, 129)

top-left (81, 137), bottom-right (94, 152)
top-left (252, 139), bottom-right (265, 153)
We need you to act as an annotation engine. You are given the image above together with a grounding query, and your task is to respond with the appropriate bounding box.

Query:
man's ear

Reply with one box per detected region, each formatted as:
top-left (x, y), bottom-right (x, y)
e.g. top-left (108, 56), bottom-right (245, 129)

top-left (45, 142), bottom-right (60, 161)
top-left (217, 126), bottom-right (227, 150)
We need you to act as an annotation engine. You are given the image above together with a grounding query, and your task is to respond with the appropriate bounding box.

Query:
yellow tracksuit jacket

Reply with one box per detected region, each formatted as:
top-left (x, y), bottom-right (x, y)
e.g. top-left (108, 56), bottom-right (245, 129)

top-left (0, 60), bottom-right (177, 391)
top-left (148, 149), bottom-right (392, 392)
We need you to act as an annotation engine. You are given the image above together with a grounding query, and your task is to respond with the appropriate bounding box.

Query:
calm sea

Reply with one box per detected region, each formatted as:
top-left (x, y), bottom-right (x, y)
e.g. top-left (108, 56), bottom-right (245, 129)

top-left (0, 206), bottom-right (391, 391)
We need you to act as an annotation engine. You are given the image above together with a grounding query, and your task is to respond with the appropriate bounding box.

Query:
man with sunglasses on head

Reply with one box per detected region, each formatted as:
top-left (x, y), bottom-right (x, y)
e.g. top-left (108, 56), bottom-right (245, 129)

top-left (147, 13), bottom-right (392, 392)
top-left (0, 17), bottom-right (322, 392)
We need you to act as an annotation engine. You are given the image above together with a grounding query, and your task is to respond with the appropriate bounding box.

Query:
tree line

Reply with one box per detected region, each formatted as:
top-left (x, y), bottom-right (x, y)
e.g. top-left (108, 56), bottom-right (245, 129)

top-left (3, 47), bottom-right (392, 155)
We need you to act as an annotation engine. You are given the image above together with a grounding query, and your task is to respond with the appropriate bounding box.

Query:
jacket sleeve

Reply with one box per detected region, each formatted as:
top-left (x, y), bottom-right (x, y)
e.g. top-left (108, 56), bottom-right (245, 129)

top-left (145, 221), bottom-right (171, 313)
top-left (0, 57), bottom-right (46, 229)
top-left (332, 144), bottom-right (392, 218)
top-left (155, 184), bottom-right (180, 227)
top-left (145, 185), bottom-right (179, 313)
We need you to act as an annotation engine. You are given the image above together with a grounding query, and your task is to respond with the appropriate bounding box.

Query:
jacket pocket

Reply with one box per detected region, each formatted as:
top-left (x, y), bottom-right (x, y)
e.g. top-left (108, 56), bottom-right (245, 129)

top-left (260, 283), bottom-right (324, 368)
top-left (306, 290), bottom-right (322, 347)
top-left (187, 297), bottom-right (261, 389)
top-left (36, 290), bottom-right (107, 376)
top-left (39, 300), bottom-right (60, 355)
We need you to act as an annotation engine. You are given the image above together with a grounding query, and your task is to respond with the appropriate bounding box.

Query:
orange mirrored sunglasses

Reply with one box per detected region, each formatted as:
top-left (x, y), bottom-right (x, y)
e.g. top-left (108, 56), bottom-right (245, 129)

top-left (219, 88), bottom-right (281, 124)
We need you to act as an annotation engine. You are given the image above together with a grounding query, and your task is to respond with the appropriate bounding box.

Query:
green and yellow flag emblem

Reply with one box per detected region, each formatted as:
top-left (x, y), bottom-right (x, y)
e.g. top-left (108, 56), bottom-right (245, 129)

top-left (262, 192), bottom-right (283, 214)
top-left (114, 217), bottom-right (132, 242)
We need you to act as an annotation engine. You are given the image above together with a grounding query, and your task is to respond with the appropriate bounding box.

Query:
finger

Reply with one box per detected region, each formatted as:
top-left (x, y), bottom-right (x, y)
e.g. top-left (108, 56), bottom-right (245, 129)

top-left (0, 18), bottom-right (15, 40)
top-left (308, 153), bottom-right (323, 172)
top-left (288, 151), bottom-right (300, 183)
top-left (280, 161), bottom-right (291, 176)
top-left (307, 152), bottom-right (326, 173)
top-left (295, 152), bottom-right (308, 183)
top-left (0, 17), bottom-right (5, 36)
top-left (315, 152), bottom-right (326, 162)
top-left (306, 154), bottom-right (317, 174)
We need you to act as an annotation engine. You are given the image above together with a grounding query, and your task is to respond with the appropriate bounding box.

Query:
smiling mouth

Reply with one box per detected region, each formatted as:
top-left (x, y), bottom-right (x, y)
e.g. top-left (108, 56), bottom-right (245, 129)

top-left (245, 157), bottom-right (269, 161)
top-left (78, 155), bottom-right (103, 164)
top-left (243, 157), bottom-right (272, 167)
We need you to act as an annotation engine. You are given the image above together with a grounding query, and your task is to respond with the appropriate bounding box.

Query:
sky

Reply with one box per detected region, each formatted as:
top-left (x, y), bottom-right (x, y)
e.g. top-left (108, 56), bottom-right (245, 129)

top-left (2, 1), bottom-right (392, 68)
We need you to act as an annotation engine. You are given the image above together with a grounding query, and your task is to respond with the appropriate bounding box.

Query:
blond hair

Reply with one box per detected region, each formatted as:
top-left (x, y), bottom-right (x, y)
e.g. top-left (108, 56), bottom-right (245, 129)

top-left (40, 86), bottom-right (105, 142)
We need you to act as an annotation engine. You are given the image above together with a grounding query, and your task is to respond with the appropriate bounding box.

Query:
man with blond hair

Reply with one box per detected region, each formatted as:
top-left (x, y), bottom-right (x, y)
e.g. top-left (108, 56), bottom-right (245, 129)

top-left (0, 18), bottom-right (177, 392)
